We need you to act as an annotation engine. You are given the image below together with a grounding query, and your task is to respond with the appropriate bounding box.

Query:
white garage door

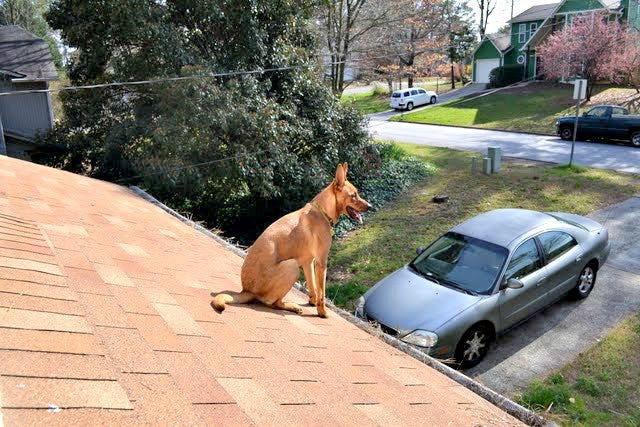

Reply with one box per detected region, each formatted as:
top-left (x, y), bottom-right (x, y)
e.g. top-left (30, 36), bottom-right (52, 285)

top-left (475, 59), bottom-right (500, 84)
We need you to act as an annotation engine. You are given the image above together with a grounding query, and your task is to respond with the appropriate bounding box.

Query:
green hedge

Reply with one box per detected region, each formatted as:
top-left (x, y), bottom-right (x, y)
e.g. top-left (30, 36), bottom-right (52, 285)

top-left (488, 64), bottom-right (524, 88)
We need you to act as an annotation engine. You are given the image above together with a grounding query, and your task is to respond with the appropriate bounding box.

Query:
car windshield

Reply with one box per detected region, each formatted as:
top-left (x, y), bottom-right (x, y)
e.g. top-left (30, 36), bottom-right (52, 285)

top-left (410, 232), bottom-right (508, 295)
top-left (391, 93), bottom-right (401, 98)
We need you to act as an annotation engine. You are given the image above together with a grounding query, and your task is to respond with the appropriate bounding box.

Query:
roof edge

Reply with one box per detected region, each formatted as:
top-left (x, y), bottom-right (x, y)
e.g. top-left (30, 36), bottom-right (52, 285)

top-left (129, 185), bottom-right (550, 427)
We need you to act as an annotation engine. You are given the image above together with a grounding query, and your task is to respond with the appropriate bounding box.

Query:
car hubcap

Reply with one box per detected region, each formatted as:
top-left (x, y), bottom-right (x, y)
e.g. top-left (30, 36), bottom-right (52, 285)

top-left (562, 129), bottom-right (572, 139)
top-left (579, 267), bottom-right (594, 293)
top-left (633, 134), bottom-right (640, 146)
top-left (463, 331), bottom-right (486, 361)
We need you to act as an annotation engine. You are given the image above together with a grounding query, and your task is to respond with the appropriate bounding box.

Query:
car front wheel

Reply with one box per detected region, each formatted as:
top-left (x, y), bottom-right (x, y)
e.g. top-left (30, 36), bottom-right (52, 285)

top-left (571, 263), bottom-right (597, 299)
top-left (455, 324), bottom-right (491, 369)
top-left (430, 96), bottom-right (437, 104)
top-left (406, 102), bottom-right (414, 111)
top-left (560, 126), bottom-right (573, 141)
top-left (631, 131), bottom-right (640, 147)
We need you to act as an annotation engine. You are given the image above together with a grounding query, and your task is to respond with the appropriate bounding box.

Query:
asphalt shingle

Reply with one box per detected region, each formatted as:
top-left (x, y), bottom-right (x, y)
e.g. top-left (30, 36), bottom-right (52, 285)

top-left (0, 155), bottom-right (523, 425)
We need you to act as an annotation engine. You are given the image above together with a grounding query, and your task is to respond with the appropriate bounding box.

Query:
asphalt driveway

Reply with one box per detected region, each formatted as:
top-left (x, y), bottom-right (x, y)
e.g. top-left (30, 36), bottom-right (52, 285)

top-left (466, 196), bottom-right (640, 397)
top-left (370, 121), bottom-right (640, 174)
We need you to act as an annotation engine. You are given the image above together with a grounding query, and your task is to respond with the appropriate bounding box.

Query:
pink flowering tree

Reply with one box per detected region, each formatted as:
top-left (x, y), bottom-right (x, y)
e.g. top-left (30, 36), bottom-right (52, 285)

top-left (611, 29), bottom-right (640, 93)
top-left (537, 12), bottom-right (637, 100)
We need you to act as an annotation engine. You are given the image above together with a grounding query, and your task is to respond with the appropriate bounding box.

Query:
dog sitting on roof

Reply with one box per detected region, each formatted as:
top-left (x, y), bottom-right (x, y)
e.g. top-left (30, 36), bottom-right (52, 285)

top-left (211, 163), bottom-right (371, 318)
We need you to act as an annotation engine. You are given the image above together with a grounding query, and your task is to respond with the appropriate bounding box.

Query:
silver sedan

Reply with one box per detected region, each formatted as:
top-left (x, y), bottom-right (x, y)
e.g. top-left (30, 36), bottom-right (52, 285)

top-left (355, 209), bottom-right (610, 368)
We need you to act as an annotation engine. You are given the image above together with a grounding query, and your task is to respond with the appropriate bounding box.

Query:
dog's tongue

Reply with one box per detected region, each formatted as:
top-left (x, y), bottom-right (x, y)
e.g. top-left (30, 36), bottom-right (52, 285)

top-left (355, 211), bottom-right (363, 224)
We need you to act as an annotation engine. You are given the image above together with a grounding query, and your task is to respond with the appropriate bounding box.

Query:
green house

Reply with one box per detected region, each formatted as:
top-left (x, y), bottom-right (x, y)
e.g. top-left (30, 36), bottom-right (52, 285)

top-left (471, 0), bottom-right (640, 84)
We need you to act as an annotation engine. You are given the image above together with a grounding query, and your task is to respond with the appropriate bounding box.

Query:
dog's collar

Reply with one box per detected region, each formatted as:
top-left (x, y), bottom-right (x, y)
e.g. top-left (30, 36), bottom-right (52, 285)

top-left (310, 202), bottom-right (335, 235)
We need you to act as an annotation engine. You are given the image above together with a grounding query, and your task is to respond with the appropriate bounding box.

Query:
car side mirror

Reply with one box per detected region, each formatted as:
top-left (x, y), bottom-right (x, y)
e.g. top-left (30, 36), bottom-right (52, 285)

top-left (416, 246), bottom-right (425, 255)
top-left (500, 278), bottom-right (524, 291)
top-left (582, 112), bottom-right (588, 117)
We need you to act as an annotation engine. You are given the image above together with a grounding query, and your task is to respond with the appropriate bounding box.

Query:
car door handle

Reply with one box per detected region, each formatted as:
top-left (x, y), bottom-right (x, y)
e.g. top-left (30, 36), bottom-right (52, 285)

top-left (576, 255), bottom-right (582, 263)
top-left (536, 277), bottom-right (547, 287)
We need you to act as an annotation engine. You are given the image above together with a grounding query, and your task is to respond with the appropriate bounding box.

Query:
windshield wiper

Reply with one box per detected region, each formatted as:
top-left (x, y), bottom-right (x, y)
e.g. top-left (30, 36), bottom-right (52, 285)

top-left (440, 279), bottom-right (478, 296)
top-left (408, 263), bottom-right (441, 285)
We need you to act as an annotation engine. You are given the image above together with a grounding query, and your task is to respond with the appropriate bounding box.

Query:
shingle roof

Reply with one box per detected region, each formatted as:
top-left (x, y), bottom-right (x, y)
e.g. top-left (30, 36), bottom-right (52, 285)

top-left (0, 156), bottom-right (523, 425)
top-left (509, 3), bottom-right (559, 23)
top-left (487, 33), bottom-right (511, 52)
top-left (0, 25), bottom-right (57, 81)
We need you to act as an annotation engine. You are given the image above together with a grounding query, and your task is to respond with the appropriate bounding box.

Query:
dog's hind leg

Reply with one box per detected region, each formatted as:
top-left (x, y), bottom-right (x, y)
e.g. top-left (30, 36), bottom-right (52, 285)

top-left (211, 290), bottom-right (255, 313)
top-left (302, 259), bottom-right (317, 306)
top-left (256, 259), bottom-right (304, 315)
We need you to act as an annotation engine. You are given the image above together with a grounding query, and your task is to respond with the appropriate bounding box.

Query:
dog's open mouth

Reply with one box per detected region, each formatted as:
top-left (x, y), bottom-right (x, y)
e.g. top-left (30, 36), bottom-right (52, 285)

top-left (346, 206), bottom-right (363, 224)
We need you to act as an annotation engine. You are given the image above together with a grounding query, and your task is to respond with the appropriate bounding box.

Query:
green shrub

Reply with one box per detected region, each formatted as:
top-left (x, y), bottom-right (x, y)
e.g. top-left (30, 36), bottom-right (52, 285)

top-left (333, 145), bottom-right (436, 237)
top-left (488, 64), bottom-right (524, 88)
top-left (575, 376), bottom-right (602, 397)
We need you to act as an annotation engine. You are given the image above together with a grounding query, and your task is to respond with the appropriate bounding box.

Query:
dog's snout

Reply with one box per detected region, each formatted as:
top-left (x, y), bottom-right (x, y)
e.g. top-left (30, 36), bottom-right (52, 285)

top-left (364, 201), bottom-right (372, 211)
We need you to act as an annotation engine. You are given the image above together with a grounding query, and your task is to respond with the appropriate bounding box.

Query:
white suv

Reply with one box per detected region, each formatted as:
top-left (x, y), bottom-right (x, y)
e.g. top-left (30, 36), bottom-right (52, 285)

top-left (390, 88), bottom-right (437, 111)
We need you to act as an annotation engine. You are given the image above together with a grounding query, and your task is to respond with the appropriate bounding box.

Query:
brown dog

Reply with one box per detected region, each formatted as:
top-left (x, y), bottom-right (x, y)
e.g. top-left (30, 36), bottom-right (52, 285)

top-left (211, 163), bottom-right (370, 317)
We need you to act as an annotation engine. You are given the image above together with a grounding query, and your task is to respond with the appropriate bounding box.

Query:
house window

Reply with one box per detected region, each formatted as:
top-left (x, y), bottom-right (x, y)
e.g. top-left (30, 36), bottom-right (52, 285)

top-left (530, 22), bottom-right (538, 34)
top-left (519, 23), bottom-right (526, 43)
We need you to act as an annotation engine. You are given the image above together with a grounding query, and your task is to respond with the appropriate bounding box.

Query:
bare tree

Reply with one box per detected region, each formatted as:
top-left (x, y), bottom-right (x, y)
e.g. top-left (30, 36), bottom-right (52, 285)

top-left (321, 0), bottom-right (396, 95)
top-left (476, 0), bottom-right (495, 39)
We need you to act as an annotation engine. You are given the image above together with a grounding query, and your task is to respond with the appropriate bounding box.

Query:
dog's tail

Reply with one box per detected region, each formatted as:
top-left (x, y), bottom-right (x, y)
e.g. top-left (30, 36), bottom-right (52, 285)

top-left (211, 291), bottom-right (255, 313)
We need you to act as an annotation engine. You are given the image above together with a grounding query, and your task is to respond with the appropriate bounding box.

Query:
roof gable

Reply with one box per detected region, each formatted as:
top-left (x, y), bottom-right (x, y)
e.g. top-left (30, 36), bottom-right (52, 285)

top-left (0, 25), bottom-right (57, 81)
top-left (556, 0), bottom-right (609, 13)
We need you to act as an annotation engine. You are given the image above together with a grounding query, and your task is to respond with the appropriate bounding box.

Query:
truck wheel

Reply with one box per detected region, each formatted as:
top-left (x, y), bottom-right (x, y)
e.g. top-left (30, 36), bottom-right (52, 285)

top-left (560, 126), bottom-right (573, 141)
top-left (631, 131), bottom-right (640, 147)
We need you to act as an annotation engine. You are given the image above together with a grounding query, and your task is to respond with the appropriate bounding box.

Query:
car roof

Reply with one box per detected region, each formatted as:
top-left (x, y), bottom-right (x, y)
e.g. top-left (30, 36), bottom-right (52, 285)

top-left (393, 88), bottom-right (423, 93)
top-left (451, 208), bottom-right (557, 248)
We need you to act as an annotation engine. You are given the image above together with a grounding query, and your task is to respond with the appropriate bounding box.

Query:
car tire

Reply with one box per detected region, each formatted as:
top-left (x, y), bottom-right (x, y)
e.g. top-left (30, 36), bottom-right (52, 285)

top-left (430, 96), bottom-right (436, 104)
top-left (560, 126), bottom-right (573, 141)
top-left (631, 131), bottom-right (640, 147)
top-left (570, 262), bottom-right (597, 299)
top-left (406, 102), bottom-right (414, 111)
top-left (454, 324), bottom-right (492, 369)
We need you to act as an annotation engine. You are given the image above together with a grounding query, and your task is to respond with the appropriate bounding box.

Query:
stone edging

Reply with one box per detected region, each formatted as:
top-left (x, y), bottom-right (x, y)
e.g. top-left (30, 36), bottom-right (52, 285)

top-left (129, 185), bottom-right (552, 427)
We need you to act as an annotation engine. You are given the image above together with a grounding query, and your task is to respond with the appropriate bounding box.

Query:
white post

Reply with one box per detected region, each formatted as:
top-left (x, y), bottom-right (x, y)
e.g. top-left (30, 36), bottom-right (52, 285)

top-left (570, 79), bottom-right (585, 166)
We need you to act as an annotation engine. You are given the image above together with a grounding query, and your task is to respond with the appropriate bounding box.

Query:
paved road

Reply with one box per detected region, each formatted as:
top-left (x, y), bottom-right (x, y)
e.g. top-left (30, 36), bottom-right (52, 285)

top-left (466, 196), bottom-right (640, 396)
top-left (370, 121), bottom-right (640, 174)
top-left (367, 83), bottom-right (487, 121)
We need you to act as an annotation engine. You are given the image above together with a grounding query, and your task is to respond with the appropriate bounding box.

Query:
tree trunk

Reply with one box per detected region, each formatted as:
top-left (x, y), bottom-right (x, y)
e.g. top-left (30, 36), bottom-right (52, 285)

top-left (387, 77), bottom-right (393, 93)
top-left (408, 75), bottom-right (414, 88)
top-left (450, 64), bottom-right (455, 89)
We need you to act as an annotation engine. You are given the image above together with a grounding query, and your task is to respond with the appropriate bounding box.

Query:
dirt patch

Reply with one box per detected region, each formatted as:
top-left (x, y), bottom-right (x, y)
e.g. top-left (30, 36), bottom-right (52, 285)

top-left (587, 88), bottom-right (640, 112)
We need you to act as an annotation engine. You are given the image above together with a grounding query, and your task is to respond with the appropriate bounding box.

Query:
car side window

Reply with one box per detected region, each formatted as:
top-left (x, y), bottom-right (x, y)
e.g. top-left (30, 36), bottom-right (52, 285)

top-left (538, 231), bottom-right (577, 263)
top-left (403, 91), bottom-right (410, 97)
top-left (585, 107), bottom-right (608, 118)
top-left (410, 89), bottom-right (418, 95)
top-left (418, 89), bottom-right (426, 94)
top-left (612, 107), bottom-right (627, 115)
top-left (505, 239), bottom-right (542, 280)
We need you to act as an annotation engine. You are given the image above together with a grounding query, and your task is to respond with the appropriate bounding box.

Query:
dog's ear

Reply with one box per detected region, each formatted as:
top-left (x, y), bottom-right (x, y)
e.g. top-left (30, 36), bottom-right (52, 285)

top-left (334, 163), bottom-right (346, 189)
top-left (343, 162), bottom-right (348, 176)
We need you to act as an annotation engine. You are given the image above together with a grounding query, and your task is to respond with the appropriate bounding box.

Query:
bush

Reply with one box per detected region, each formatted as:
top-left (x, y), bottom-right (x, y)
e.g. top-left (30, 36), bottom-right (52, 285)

top-left (488, 64), bottom-right (524, 88)
top-left (333, 142), bottom-right (436, 237)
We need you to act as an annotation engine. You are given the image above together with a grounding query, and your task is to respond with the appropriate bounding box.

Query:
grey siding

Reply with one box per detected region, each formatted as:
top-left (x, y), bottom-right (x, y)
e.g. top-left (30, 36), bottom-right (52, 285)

top-left (0, 80), bottom-right (53, 141)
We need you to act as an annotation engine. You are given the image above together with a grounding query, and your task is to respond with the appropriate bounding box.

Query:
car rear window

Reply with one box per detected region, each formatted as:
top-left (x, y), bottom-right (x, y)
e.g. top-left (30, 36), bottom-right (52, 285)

top-left (392, 93), bottom-right (401, 98)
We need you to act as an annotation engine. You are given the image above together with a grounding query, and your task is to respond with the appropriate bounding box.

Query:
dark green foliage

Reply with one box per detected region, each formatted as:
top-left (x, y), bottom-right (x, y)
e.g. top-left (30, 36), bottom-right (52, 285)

top-left (333, 143), bottom-right (435, 237)
top-left (488, 64), bottom-right (524, 88)
top-left (40, 0), bottom-right (381, 245)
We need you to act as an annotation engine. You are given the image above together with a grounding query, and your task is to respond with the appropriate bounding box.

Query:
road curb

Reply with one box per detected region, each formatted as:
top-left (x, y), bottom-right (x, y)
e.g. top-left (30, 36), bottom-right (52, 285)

top-left (129, 184), bottom-right (552, 427)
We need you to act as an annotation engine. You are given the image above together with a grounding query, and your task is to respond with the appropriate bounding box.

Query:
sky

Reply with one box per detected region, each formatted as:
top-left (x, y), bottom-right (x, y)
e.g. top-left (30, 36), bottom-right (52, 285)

top-left (469, 0), bottom-right (557, 34)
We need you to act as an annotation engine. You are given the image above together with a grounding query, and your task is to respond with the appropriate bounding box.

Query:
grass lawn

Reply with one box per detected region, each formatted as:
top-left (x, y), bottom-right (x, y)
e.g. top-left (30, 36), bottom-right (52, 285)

top-left (340, 81), bottom-right (463, 115)
top-left (517, 314), bottom-right (640, 426)
top-left (326, 143), bottom-right (640, 309)
top-left (390, 82), bottom-right (638, 135)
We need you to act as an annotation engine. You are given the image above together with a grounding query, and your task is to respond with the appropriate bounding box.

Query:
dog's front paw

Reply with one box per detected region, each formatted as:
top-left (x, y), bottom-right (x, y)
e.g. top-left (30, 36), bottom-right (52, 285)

top-left (308, 297), bottom-right (317, 306)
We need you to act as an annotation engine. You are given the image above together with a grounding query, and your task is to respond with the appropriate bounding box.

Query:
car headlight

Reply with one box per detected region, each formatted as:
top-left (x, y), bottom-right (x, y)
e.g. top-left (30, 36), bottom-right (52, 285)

top-left (354, 296), bottom-right (365, 319)
top-left (401, 330), bottom-right (438, 348)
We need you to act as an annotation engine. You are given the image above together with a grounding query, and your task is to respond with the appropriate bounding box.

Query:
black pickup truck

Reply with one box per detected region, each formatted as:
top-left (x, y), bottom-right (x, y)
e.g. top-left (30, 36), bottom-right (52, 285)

top-left (555, 105), bottom-right (640, 147)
